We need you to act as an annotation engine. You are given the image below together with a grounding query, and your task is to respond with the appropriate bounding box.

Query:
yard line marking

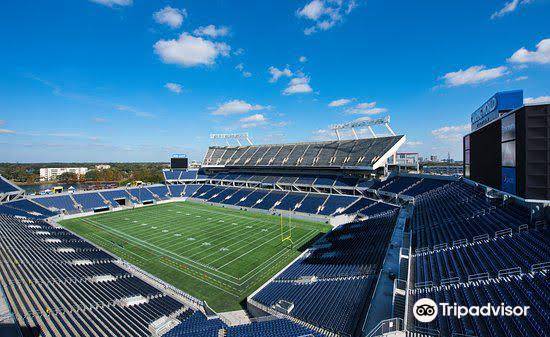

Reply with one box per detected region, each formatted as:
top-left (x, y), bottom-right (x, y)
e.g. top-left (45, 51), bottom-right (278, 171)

top-left (80, 218), bottom-right (242, 284)
top-left (213, 229), bottom-right (288, 268)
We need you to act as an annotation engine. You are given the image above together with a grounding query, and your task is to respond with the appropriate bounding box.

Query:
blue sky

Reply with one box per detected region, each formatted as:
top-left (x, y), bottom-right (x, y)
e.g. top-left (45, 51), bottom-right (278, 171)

top-left (0, 0), bottom-right (548, 163)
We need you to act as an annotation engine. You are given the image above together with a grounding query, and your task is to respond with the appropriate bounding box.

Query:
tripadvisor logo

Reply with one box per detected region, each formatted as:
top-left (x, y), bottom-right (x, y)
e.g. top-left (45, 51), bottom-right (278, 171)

top-left (413, 298), bottom-right (438, 323)
top-left (413, 298), bottom-right (530, 323)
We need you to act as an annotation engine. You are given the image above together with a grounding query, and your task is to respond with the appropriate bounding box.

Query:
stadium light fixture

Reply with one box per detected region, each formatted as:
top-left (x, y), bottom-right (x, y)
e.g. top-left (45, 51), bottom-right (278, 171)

top-left (210, 133), bottom-right (253, 146)
top-left (329, 116), bottom-right (395, 140)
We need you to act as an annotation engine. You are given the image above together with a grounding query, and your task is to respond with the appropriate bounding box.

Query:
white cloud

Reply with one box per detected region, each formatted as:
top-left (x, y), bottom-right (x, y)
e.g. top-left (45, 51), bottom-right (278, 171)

top-left (347, 107), bottom-right (387, 115)
top-left (298, 0), bottom-right (326, 20)
top-left (212, 100), bottom-right (268, 116)
top-left (154, 33), bottom-right (230, 67)
top-left (406, 141), bottom-right (423, 146)
top-left (345, 102), bottom-right (386, 115)
top-left (0, 129), bottom-right (15, 134)
top-left (153, 6), bottom-right (186, 28)
top-left (328, 98), bottom-right (353, 107)
top-left (356, 102), bottom-right (376, 109)
top-left (165, 82), bottom-right (183, 94)
top-left (89, 0), bottom-right (132, 7)
top-left (441, 65), bottom-right (508, 87)
top-left (491, 0), bottom-right (533, 19)
top-left (239, 114), bottom-right (268, 128)
top-left (115, 105), bottom-right (154, 118)
top-left (311, 128), bottom-right (333, 141)
top-left (297, 0), bottom-right (358, 35)
top-left (93, 117), bottom-right (107, 123)
top-left (283, 76), bottom-right (313, 95)
top-left (514, 75), bottom-right (528, 81)
top-left (508, 38), bottom-right (550, 65)
top-left (193, 25), bottom-right (229, 38)
top-left (524, 96), bottom-right (550, 104)
top-left (236, 63), bottom-right (252, 78)
top-left (299, 56), bottom-right (308, 63)
top-left (268, 66), bottom-right (293, 83)
top-left (431, 124), bottom-right (470, 142)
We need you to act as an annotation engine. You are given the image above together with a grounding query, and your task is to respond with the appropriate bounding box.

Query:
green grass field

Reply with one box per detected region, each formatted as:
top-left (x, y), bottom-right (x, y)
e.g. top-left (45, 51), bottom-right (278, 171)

top-left (59, 201), bottom-right (331, 312)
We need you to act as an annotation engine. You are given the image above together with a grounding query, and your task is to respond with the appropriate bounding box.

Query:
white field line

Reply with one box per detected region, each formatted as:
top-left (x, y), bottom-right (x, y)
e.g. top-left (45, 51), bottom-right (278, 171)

top-left (75, 202), bottom-right (325, 288)
top-left (215, 227), bottom-right (302, 269)
top-left (103, 204), bottom-right (263, 247)
top-left (187, 221), bottom-right (278, 259)
top-left (194, 225), bottom-right (279, 262)
top-left (97, 203), bottom-right (282, 263)
top-left (81, 218), bottom-right (242, 285)
top-left (90, 233), bottom-right (151, 261)
top-left (173, 217), bottom-right (264, 255)
top-left (237, 228), bottom-right (319, 286)
top-left (89, 206), bottom-right (273, 267)
top-left (158, 260), bottom-right (241, 298)
top-left (124, 208), bottom-right (269, 255)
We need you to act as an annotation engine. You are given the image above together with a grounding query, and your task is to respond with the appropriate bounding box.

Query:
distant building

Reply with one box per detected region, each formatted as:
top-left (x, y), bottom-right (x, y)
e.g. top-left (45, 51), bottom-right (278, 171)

top-left (39, 167), bottom-right (88, 181)
top-left (189, 161), bottom-right (201, 169)
top-left (388, 152), bottom-right (419, 171)
top-left (95, 164), bottom-right (111, 170)
top-left (429, 155), bottom-right (438, 162)
top-left (423, 165), bottom-right (463, 176)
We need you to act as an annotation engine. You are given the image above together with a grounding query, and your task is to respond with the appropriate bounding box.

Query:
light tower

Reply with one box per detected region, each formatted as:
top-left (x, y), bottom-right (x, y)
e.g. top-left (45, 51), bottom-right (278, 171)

top-left (329, 116), bottom-right (395, 140)
top-left (209, 133), bottom-right (253, 146)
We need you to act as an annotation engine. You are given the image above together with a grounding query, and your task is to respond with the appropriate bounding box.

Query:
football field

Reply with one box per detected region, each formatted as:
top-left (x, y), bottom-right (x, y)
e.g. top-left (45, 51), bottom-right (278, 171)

top-left (59, 201), bottom-right (331, 311)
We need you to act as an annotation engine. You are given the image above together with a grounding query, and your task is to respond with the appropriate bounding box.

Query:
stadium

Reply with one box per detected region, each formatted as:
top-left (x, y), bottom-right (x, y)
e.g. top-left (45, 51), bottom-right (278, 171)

top-left (0, 90), bottom-right (548, 337)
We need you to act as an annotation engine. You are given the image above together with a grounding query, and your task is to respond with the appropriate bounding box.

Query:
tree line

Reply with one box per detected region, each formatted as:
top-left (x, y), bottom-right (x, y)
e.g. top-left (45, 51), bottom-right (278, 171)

top-left (0, 163), bottom-right (169, 185)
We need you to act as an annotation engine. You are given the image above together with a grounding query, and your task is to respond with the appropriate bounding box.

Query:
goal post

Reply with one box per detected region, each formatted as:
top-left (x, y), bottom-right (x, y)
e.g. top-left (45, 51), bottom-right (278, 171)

top-left (280, 211), bottom-right (294, 248)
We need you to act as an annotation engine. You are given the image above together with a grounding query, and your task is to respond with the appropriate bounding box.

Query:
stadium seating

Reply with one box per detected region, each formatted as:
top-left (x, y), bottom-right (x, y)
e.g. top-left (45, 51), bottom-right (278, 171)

top-left (273, 192), bottom-right (306, 211)
top-left (200, 171), bottom-right (379, 190)
top-left (0, 175), bottom-right (19, 193)
top-left (411, 181), bottom-right (531, 249)
top-left (182, 184), bottom-right (201, 197)
top-left (100, 189), bottom-right (132, 207)
top-left (0, 204), bottom-right (41, 218)
top-left (277, 212), bottom-right (399, 280)
top-left (409, 272), bottom-right (548, 337)
top-left (32, 194), bottom-right (80, 214)
top-left (0, 213), bottom-right (190, 337)
top-left (73, 192), bottom-right (109, 211)
top-left (147, 184), bottom-right (170, 200)
top-left (222, 188), bottom-right (253, 205)
top-left (163, 170), bottom-right (182, 180)
top-left (377, 176), bottom-right (421, 194)
top-left (254, 277), bottom-right (377, 336)
top-left (337, 197), bottom-right (376, 215)
top-left (359, 202), bottom-right (399, 218)
top-left (413, 227), bottom-right (549, 285)
top-left (253, 212), bottom-right (398, 336)
top-left (294, 193), bottom-right (327, 214)
top-left (236, 189), bottom-right (270, 208)
top-left (402, 178), bottom-right (450, 197)
top-left (180, 170), bottom-right (200, 180)
top-left (255, 190), bottom-right (288, 210)
top-left (168, 184), bottom-right (185, 197)
top-left (127, 187), bottom-right (156, 203)
top-left (203, 136), bottom-right (404, 168)
top-left (2, 199), bottom-right (58, 218)
top-left (317, 194), bottom-right (358, 216)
